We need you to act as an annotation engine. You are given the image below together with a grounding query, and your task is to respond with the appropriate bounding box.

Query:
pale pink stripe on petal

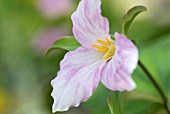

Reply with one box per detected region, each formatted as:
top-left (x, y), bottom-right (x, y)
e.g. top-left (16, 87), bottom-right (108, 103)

top-left (71, 0), bottom-right (110, 49)
top-left (101, 32), bottom-right (138, 91)
top-left (51, 47), bottom-right (106, 112)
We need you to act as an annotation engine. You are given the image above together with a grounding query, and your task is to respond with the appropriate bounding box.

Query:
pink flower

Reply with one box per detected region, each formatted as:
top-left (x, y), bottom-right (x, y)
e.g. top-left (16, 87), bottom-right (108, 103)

top-left (37, 0), bottom-right (73, 19)
top-left (32, 27), bottom-right (68, 54)
top-left (51, 0), bottom-right (138, 112)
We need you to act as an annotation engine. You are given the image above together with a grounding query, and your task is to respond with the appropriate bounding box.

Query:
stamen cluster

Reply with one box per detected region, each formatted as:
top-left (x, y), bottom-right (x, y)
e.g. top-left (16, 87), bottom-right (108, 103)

top-left (92, 38), bottom-right (116, 59)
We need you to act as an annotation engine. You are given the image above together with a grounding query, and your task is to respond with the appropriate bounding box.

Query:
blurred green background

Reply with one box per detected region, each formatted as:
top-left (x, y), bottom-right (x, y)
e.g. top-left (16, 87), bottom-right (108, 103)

top-left (0, 0), bottom-right (170, 114)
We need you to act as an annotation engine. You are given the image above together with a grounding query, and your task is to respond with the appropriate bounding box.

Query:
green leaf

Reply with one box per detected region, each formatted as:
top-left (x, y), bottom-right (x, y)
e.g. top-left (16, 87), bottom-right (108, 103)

top-left (122, 5), bottom-right (147, 36)
top-left (110, 34), bottom-right (116, 40)
top-left (44, 36), bottom-right (81, 55)
top-left (124, 100), bottom-right (164, 114)
top-left (168, 101), bottom-right (170, 112)
top-left (107, 91), bottom-right (124, 114)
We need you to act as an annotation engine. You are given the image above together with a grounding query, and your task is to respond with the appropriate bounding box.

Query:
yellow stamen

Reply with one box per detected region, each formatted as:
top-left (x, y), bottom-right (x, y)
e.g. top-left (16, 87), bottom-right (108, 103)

top-left (103, 45), bottom-right (116, 59)
top-left (92, 44), bottom-right (101, 48)
top-left (92, 38), bottom-right (116, 59)
top-left (92, 44), bottom-right (109, 52)
top-left (97, 39), bottom-right (109, 45)
top-left (98, 47), bottom-right (109, 52)
top-left (106, 38), bottom-right (111, 44)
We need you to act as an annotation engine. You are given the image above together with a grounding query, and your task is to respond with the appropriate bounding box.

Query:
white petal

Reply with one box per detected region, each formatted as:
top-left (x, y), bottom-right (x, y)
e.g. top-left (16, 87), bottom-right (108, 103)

top-left (101, 33), bottom-right (138, 91)
top-left (71, 0), bottom-right (110, 49)
top-left (51, 47), bottom-right (105, 112)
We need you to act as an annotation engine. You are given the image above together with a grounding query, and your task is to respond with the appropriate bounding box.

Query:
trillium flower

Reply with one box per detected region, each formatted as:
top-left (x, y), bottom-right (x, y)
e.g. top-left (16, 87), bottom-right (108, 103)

top-left (37, 0), bottom-right (73, 19)
top-left (32, 27), bottom-right (69, 54)
top-left (51, 0), bottom-right (138, 112)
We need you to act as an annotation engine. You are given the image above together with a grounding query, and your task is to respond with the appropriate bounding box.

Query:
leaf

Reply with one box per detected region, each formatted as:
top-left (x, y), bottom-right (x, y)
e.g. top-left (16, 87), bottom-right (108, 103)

top-left (110, 34), bottom-right (116, 40)
top-left (124, 99), bottom-right (165, 114)
top-left (145, 102), bottom-right (164, 114)
top-left (107, 91), bottom-right (124, 114)
top-left (122, 5), bottom-right (147, 36)
top-left (125, 91), bottom-right (163, 104)
top-left (44, 36), bottom-right (81, 55)
top-left (168, 101), bottom-right (170, 112)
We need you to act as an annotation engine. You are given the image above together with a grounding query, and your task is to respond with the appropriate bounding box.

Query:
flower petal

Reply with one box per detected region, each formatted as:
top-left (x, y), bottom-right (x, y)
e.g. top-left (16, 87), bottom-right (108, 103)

top-left (71, 0), bottom-right (110, 49)
top-left (101, 32), bottom-right (138, 91)
top-left (51, 47), bottom-right (105, 112)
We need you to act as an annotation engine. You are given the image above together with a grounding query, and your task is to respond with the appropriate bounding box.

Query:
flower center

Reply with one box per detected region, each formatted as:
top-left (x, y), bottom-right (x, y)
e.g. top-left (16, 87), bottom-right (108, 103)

top-left (92, 38), bottom-right (116, 59)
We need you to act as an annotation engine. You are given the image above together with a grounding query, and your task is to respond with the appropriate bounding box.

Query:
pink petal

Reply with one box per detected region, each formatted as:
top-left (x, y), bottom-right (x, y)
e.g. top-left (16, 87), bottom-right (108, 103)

top-left (32, 27), bottom-right (68, 53)
top-left (51, 47), bottom-right (105, 112)
top-left (71, 0), bottom-right (110, 49)
top-left (101, 32), bottom-right (138, 91)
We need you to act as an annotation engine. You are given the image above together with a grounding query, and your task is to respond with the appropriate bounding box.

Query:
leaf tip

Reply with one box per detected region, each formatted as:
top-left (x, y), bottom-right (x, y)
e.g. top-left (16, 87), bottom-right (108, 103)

top-left (44, 47), bottom-right (56, 56)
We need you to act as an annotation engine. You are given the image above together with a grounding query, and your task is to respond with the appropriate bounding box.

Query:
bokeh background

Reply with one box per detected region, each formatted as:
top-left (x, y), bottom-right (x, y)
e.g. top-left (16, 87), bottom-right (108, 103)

top-left (0, 0), bottom-right (170, 114)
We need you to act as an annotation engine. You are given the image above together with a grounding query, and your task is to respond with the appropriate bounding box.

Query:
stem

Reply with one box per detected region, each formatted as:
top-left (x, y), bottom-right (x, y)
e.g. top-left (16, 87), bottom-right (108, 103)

top-left (138, 60), bottom-right (170, 113)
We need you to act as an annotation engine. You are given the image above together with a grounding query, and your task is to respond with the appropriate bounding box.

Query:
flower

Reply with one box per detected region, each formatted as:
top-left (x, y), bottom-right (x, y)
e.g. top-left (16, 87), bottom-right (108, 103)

top-left (51, 0), bottom-right (138, 112)
top-left (37, 0), bottom-right (74, 19)
top-left (32, 27), bottom-right (69, 54)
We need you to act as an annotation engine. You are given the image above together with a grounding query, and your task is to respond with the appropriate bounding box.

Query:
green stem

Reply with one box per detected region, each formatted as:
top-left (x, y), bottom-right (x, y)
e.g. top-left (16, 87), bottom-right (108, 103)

top-left (138, 60), bottom-right (170, 113)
